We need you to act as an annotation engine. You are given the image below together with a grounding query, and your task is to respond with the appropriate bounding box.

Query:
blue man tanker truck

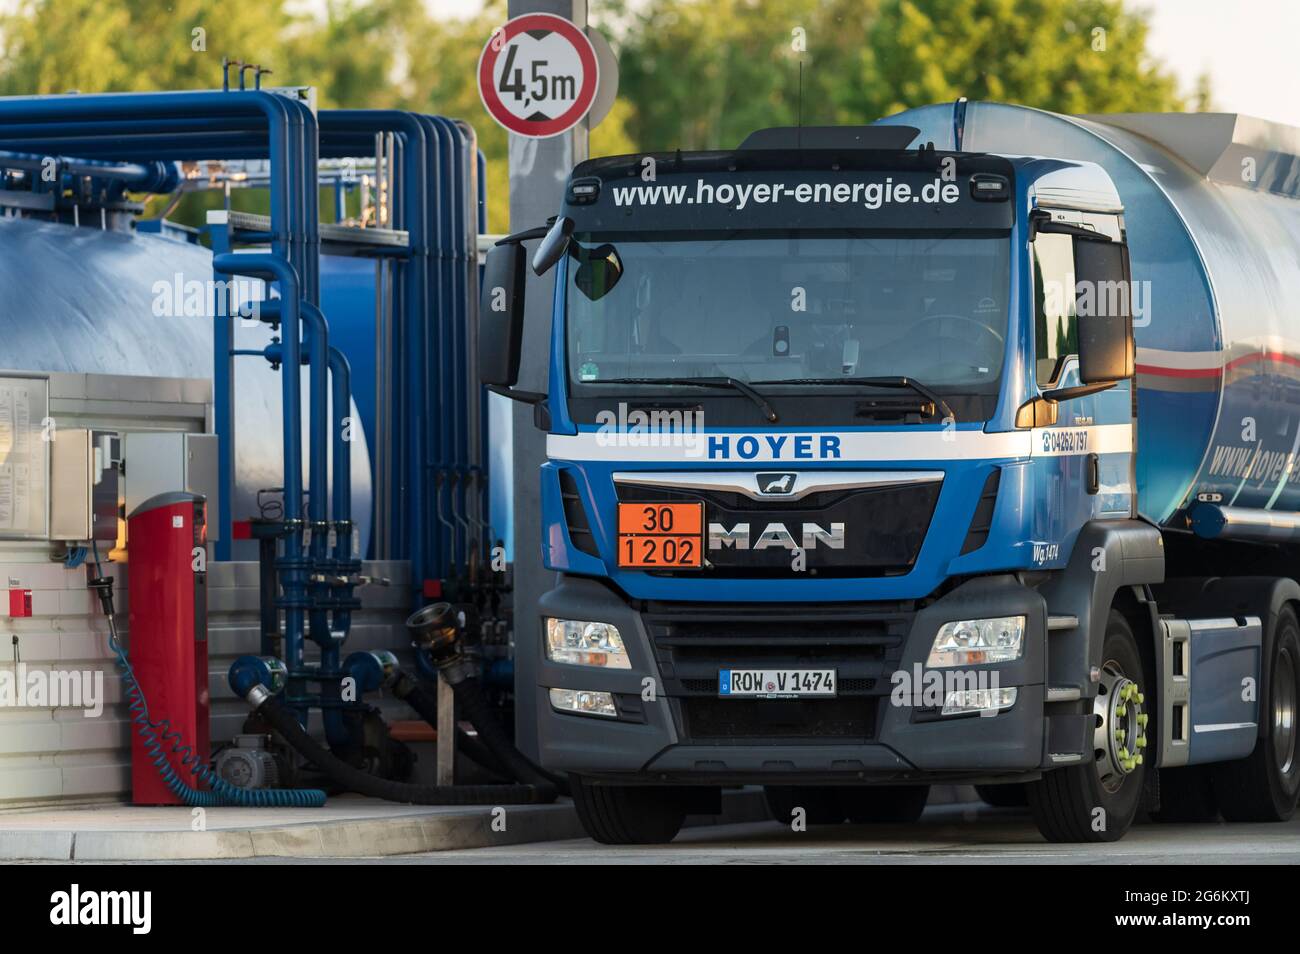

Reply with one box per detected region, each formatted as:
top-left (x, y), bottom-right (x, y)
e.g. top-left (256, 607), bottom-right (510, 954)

top-left (480, 102), bottom-right (1300, 844)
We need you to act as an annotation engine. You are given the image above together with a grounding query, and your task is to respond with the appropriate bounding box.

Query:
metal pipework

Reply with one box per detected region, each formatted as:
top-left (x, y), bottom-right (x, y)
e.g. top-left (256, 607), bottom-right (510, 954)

top-left (1188, 502), bottom-right (1300, 543)
top-left (0, 90), bottom-right (307, 275)
top-left (319, 111), bottom-right (430, 593)
top-left (253, 297), bottom-right (352, 744)
top-left (212, 253), bottom-right (308, 677)
top-left (299, 303), bottom-right (345, 753)
top-left (0, 94), bottom-right (317, 520)
top-left (0, 150), bottom-right (180, 193)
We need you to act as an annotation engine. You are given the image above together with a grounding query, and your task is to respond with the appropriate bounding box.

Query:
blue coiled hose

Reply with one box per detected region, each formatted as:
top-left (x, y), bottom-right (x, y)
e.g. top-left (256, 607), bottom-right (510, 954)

top-left (92, 544), bottom-right (326, 808)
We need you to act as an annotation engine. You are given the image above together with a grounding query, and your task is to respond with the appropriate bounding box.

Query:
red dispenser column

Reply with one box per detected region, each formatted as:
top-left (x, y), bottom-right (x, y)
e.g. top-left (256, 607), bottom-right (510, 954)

top-left (127, 492), bottom-right (209, 805)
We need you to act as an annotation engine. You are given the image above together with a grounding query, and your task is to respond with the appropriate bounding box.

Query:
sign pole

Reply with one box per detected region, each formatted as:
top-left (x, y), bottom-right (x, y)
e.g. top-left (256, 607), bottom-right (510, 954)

top-left (505, 0), bottom-right (589, 760)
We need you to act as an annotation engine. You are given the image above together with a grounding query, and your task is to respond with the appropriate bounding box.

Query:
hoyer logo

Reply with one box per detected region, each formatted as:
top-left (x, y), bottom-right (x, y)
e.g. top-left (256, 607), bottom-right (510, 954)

top-left (708, 434), bottom-right (842, 461)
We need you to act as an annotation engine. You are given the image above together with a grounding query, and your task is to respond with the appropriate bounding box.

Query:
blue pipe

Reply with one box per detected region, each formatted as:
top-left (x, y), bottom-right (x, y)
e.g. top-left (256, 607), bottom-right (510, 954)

top-left (209, 220), bottom-right (235, 563)
top-left (248, 295), bottom-right (348, 743)
top-left (255, 297), bottom-right (355, 747)
top-left (329, 347), bottom-right (354, 535)
top-left (319, 111), bottom-right (429, 595)
top-left (0, 91), bottom-right (304, 271)
top-left (284, 96), bottom-right (320, 306)
top-left (299, 301), bottom-right (347, 748)
top-left (212, 254), bottom-right (308, 680)
top-left (328, 346), bottom-right (357, 645)
top-left (0, 149), bottom-right (179, 192)
top-left (416, 115), bottom-right (449, 581)
top-left (445, 119), bottom-right (472, 571)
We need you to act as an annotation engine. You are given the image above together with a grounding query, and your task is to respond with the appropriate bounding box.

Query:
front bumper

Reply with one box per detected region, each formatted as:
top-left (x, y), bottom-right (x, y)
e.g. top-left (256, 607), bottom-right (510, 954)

top-left (535, 574), bottom-right (1053, 784)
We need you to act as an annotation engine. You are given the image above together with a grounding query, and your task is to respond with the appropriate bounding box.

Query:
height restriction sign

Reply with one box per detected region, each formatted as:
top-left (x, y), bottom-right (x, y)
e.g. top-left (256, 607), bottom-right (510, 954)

top-left (477, 13), bottom-right (599, 138)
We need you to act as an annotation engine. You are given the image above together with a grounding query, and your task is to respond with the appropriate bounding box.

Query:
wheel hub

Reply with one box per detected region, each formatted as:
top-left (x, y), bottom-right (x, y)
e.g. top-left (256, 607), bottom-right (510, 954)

top-left (1093, 663), bottom-right (1147, 792)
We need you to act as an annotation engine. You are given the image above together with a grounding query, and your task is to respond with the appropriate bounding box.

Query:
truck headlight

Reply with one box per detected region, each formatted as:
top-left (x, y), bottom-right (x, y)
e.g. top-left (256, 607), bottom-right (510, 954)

top-left (549, 688), bottom-right (618, 717)
top-left (545, 618), bottom-right (631, 669)
top-left (943, 686), bottom-right (1018, 715)
top-left (927, 616), bottom-right (1025, 667)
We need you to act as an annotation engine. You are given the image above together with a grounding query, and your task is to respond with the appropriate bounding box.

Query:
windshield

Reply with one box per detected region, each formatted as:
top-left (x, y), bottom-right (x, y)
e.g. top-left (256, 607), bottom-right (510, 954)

top-left (566, 229), bottom-right (1010, 396)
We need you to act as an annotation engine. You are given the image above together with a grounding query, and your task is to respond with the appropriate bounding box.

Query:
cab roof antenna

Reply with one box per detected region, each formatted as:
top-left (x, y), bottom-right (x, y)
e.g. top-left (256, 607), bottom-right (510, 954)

top-left (952, 96), bottom-right (969, 151)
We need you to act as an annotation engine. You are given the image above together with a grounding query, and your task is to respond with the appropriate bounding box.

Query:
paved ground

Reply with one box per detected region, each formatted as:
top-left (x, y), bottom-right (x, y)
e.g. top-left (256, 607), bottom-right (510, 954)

top-left (10, 799), bottom-right (1298, 864)
top-left (378, 805), bottom-right (1300, 865)
top-left (0, 796), bottom-right (586, 860)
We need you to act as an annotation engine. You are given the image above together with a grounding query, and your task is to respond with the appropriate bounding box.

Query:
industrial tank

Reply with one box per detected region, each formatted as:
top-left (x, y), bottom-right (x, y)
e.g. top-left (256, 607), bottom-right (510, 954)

top-left (879, 102), bottom-right (1300, 527)
top-left (0, 215), bottom-right (373, 553)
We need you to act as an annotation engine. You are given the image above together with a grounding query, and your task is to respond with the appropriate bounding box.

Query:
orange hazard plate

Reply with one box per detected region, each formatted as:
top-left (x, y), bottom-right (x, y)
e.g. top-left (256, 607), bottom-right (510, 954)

top-left (617, 502), bottom-right (703, 569)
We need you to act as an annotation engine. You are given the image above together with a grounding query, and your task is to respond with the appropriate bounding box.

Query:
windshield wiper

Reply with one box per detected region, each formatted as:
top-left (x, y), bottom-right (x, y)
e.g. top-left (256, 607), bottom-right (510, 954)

top-left (763, 376), bottom-right (955, 423)
top-left (595, 376), bottom-right (779, 423)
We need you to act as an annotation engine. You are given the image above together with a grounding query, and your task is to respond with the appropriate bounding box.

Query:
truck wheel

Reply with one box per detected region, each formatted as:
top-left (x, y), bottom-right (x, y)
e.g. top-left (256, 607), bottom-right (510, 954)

top-left (974, 783), bottom-right (1028, 808)
top-left (763, 785), bottom-right (845, 825)
top-left (1027, 610), bottom-right (1149, 842)
top-left (571, 777), bottom-right (686, 844)
top-left (1149, 765), bottom-right (1218, 823)
top-left (841, 785), bottom-right (930, 823)
top-left (1211, 607), bottom-right (1300, 822)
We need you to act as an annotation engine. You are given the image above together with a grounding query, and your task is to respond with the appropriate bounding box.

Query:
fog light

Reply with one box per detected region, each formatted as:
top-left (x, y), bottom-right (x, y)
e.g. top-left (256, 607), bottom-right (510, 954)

top-left (549, 687), bottom-right (617, 717)
top-left (545, 618), bottom-right (630, 669)
top-left (927, 616), bottom-right (1025, 667)
top-left (942, 686), bottom-right (1018, 715)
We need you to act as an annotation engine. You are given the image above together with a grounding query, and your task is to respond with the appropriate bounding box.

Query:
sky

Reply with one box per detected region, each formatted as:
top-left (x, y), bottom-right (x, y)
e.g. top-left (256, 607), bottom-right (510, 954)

top-left (424, 0), bottom-right (1300, 128)
top-left (1141, 0), bottom-right (1300, 127)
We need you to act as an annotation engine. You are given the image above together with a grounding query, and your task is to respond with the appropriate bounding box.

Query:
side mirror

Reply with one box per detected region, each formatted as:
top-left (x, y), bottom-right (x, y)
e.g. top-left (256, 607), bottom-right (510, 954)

top-left (1074, 238), bottom-right (1134, 384)
top-left (479, 242), bottom-right (527, 387)
top-left (532, 216), bottom-right (574, 275)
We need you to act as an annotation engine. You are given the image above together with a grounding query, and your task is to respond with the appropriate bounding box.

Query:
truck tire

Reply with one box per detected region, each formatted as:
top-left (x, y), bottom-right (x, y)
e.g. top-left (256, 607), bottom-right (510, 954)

top-left (571, 777), bottom-right (686, 844)
top-left (763, 785), bottom-right (845, 825)
top-left (1149, 765), bottom-right (1218, 823)
top-left (1211, 606), bottom-right (1300, 822)
top-left (1027, 610), bottom-right (1149, 842)
top-left (974, 783), bottom-right (1028, 808)
top-left (841, 785), bottom-right (930, 823)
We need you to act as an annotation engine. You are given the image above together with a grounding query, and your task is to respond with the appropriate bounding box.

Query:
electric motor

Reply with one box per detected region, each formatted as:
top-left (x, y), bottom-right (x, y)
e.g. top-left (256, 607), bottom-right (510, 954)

top-left (214, 734), bottom-right (281, 790)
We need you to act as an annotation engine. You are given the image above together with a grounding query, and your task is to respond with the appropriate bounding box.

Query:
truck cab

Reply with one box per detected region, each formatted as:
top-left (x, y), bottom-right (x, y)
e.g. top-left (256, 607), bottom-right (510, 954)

top-left (481, 122), bottom-right (1293, 844)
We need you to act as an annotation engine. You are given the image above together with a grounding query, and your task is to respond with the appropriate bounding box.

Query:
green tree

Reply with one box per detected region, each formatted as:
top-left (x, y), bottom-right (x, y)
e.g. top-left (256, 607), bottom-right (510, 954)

top-left (0, 0), bottom-right (295, 94)
top-left (609, 0), bottom-right (1192, 151)
top-left (0, 0), bottom-right (1193, 228)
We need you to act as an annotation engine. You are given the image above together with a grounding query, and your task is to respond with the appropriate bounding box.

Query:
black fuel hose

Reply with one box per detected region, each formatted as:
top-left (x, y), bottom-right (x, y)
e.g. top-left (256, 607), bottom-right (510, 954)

top-left (393, 671), bottom-right (571, 797)
top-left (455, 727), bottom-right (512, 781)
top-left (254, 694), bottom-right (557, 805)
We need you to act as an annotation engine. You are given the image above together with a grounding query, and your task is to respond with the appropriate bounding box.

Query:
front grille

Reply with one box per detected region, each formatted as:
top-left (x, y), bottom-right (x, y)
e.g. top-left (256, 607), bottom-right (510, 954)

top-left (683, 697), bottom-right (877, 740)
top-left (616, 480), bottom-right (940, 578)
top-left (641, 600), bottom-right (914, 744)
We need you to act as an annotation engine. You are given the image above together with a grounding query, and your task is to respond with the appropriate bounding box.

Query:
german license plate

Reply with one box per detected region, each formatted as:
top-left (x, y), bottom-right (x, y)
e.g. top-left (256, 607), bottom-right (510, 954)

top-left (719, 669), bottom-right (837, 699)
top-left (617, 502), bottom-right (703, 569)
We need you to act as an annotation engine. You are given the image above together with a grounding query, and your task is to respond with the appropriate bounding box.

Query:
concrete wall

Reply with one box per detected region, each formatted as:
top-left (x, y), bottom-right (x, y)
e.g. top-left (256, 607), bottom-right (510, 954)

top-left (0, 557), bottom-right (413, 808)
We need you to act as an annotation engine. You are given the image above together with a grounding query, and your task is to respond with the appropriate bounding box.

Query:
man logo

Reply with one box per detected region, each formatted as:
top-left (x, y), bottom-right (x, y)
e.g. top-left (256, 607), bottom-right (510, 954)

top-left (757, 472), bottom-right (797, 496)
